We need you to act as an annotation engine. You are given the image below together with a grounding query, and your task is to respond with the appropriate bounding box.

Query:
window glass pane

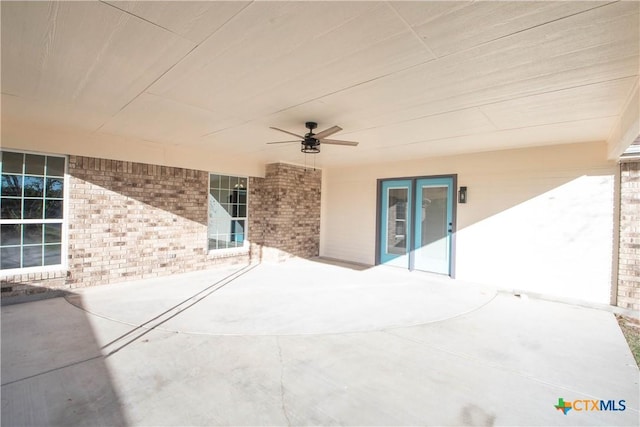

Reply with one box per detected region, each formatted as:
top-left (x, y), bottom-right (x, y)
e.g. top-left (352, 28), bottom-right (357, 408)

top-left (217, 235), bottom-right (229, 249)
top-left (46, 156), bottom-right (65, 177)
top-left (44, 244), bottom-right (61, 266)
top-left (45, 200), bottom-right (63, 219)
top-left (232, 220), bottom-right (245, 235)
top-left (46, 178), bottom-right (64, 198)
top-left (387, 188), bottom-right (408, 255)
top-left (210, 175), bottom-right (221, 190)
top-left (1, 174), bottom-right (22, 196)
top-left (1, 198), bottom-right (21, 219)
top-left (23, 224), bottom-right (43, 245)
top-left (211, 189), bottom-right (221, 204)
top-left (45, 224), bottom-right (62, 244)
top-left (220, 175), bottom-right (230, 189)
top-left (1, 152), bottom-right (23, 174)
top-left (220, 188), bottom-right (231, 204)
top-left (238, 205), bottom-right (247, 217)
top-left (23, 199), bottom-right (43, 219)
top-left (1, 247), bottom-right (20, 269)
top-left (24, 176), bottom-right (44, 197)
top-left (25, 154), bottom-right (45, 175)
top-left (23, 245), bottom-right (42, 267)
top-left (1, 224), bottom-right (21, 246)
top-left (238, 190), bottom-right (247, 204)
top-left (238, 177), bottom-right (247, 188)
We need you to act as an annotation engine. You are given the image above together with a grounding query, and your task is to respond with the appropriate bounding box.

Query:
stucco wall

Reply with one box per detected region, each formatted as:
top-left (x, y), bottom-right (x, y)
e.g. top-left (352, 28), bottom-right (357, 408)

top-left (320, 142), bottom-right (616, 304)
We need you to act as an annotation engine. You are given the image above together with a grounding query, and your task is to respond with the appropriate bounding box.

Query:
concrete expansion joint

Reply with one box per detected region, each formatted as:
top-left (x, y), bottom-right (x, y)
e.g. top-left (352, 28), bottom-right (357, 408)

top-left (276, 336), bottom-right (292, 427)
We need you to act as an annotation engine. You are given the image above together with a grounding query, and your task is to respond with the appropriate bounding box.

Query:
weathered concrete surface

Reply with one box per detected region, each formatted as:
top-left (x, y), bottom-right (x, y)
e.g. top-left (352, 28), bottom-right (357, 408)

top-left (2, 259), bottom-right (638, 426)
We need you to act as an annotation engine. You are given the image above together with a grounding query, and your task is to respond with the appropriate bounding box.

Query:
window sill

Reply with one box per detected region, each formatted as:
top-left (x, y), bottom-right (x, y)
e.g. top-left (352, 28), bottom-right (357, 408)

top-left (206, 246), bottom-right (250, 259)
top-left (0, 265), bottom-right (68, 280)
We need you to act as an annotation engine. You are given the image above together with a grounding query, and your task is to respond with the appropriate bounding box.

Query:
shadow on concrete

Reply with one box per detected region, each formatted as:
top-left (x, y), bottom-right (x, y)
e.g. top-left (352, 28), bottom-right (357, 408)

top-left (308, 256), bottom-right (372, 271)
top-left (1, 285), bottom-right (129, 426)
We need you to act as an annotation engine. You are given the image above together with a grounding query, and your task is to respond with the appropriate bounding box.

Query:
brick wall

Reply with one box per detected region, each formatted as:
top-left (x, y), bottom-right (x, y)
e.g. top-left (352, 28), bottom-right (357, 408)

top-left (249, 163), bottom-right (321, 261)
top-left (618, 160), bottom-right (640, 310)
top-left (2, 156), bottom-right (249, 297)
top-left (1, 158), bottom-right (322, 298)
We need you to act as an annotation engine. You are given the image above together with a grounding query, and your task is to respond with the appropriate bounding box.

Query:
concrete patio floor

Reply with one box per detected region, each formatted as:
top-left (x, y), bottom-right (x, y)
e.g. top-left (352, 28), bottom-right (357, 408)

top-left (1, 258), bottom-right (639, 426)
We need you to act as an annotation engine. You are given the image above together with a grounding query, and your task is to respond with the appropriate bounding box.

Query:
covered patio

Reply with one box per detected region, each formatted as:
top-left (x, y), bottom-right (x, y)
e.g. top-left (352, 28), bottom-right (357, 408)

top-left (2, 259), bottom-right (638, 426)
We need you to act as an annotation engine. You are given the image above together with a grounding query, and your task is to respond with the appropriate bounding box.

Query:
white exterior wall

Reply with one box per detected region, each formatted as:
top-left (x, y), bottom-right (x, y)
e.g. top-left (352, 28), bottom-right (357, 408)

top-left (320, 142), bottom-right (616, 305)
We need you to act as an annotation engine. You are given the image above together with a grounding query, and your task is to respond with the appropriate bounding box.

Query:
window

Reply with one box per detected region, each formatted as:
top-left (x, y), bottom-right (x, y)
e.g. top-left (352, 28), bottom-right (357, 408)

top-left (0, 151), bottom-right (66, 271)
top-left (208, 174), bottom-right (247, 250)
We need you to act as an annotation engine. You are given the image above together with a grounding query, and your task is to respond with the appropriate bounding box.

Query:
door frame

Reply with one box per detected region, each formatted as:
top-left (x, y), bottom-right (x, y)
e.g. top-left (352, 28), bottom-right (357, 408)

top-left (375, 174), bottom-right (458, 277)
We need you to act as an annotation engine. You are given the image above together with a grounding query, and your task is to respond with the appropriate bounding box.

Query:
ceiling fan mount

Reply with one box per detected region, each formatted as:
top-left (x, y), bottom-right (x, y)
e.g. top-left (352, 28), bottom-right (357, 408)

top-left (268, 122), bottom-right (359, 154)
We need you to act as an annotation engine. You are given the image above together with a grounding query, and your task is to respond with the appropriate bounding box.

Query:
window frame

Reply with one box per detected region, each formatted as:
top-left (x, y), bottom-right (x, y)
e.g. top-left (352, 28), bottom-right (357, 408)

top-left (0, 149), bottom-right (69, 275)
top-left (207, 173), bottom-right (249, 253)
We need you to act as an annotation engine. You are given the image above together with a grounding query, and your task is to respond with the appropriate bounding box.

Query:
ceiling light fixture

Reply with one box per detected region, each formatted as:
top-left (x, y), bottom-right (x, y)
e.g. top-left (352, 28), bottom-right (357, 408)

top-left (301, 141), bottom-right (320, 154)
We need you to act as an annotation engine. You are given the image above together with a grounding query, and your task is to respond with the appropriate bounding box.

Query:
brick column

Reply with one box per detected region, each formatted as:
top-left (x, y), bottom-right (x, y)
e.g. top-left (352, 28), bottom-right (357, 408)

top-left (248, 163), bottom-right (321, 261)
top-left (618, 160), bottom-right (640, 310)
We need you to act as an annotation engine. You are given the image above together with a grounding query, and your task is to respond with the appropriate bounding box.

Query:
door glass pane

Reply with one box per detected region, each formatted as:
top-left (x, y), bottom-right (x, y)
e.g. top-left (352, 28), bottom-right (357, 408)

top-left (418, 186), bottom-right (448, 264)
top-left (387, 188), bottom-right (408, 255)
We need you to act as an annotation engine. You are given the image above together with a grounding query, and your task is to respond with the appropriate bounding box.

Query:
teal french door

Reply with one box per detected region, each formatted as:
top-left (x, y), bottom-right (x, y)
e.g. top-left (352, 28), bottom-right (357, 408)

top-left (378, 176), bottom-right (455, 275)
top-left (380, 180), bottom-right (412, 267)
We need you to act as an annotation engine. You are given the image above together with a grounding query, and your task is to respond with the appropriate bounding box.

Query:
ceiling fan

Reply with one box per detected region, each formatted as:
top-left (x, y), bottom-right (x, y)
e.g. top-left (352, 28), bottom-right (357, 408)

top-left (268, 122), bottom-right (359, 153)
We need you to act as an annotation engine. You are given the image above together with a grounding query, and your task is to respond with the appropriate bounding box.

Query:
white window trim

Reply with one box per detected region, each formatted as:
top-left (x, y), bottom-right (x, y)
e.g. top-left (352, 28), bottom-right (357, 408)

top-left (207, 173), bottom-right (249, 253)
top-left (0, 149), bottom-right (69, 276)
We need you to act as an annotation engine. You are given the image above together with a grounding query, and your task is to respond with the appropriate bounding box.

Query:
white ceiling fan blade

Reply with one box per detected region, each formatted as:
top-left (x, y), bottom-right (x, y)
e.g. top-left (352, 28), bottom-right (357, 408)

top-left (269, 127), bottom-right (304, 139)
top-left (314, 125), bottom-right (342, 140)
top-left (320, 139), bottom-right (359, 146)
top-left (267, 140), bottom-right (300, 144)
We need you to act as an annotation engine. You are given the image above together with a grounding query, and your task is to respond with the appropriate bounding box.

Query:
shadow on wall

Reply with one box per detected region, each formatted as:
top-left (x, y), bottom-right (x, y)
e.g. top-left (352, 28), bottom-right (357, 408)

top-left (325, 143), bottom-right (617, 304)
top-left (69, 156), bottom-right (209, 226)
top-left (1, 286), bottom-right (129, 426)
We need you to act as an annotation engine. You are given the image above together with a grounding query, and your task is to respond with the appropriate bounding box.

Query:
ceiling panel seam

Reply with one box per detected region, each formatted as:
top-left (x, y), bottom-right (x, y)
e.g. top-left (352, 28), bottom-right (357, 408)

top-left (268, 5), bottom-right (636, 123)
top-left (428, 1), bottom-right (621, 62)
top-left (477, 108), bottom-right (500, 131)
top-left (384, 117), bottom-right (618, 149)
top-left (99, 1), bottom-right (181, 40)
top-left (386, 1), bottom-right (437, 58)
top-left (93, 0), bottom-right (255, 133)
top-left (335, 76), bottom-right (637, 137)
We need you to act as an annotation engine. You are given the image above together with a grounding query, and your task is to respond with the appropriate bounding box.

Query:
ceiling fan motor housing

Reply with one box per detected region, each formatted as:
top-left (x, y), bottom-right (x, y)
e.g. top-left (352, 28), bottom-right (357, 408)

top-left (301, 139), bottom-right (320, 153)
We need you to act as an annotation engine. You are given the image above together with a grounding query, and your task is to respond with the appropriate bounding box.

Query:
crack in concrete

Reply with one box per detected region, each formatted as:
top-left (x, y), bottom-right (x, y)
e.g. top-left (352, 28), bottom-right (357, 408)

top-left (276, 336), bottom-right (292, 427)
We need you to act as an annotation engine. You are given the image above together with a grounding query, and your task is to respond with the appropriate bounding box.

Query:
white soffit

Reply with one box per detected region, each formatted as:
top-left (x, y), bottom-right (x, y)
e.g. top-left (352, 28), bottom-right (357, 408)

top-left (1, 1), bottom-right (639, 168)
